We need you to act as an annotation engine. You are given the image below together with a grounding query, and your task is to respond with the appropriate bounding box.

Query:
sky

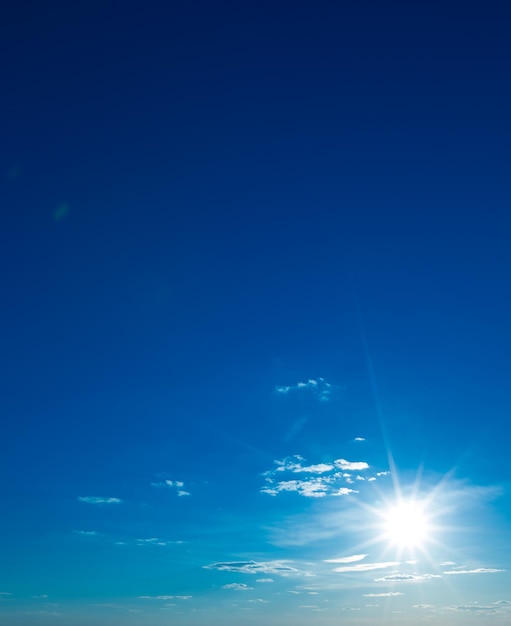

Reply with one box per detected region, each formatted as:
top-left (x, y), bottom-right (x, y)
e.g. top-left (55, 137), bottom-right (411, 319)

top-left (1, 1), bottom-right (511, 624)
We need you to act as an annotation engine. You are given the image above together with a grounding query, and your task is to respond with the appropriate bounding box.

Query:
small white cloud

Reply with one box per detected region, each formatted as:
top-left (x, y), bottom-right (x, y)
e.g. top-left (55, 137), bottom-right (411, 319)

top-left (275, 378), bottom-right (334, 401)
top-left (293, 463), bottom-right (334, 474)
top-left (262, 478), bottom-right (329, 498)
top-left (223, 583), bottom-right (253, 591)
top-left (334, 459), bottom-right (369, 471)
top-left (31, 595), bottom-right (49, 599)
top-left (364, 592), bottom-right (403, 597)
top-left (331, 487), bottom-right (358, 496)
top-left (256, 578), bottom-right (274, 583)
top-left (333, 561), bottom-right (399, 573)
top-left (73, 530), bottom-right (98, 536)
top-left (324, 554), bottom-right (368, 564)
top-left (78, 496), bottom-right (121, 505)
top-left (354, 437), bottom-right (365, 441)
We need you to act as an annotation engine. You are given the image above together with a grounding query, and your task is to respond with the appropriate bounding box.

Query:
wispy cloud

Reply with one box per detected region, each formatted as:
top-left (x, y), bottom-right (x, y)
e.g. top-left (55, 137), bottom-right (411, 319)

top-left (333, 561), bottom-right (399, 573)
top-left (450, 605), bottom-right (497, 613)
top-left (375, 573), bottom-right (441, 582)
top-left (137, 595), bottom-right (191, 600)
top-left (73, 530), bottom-right (99, 536)
top-left (324, 554), bottom-right (368, 564)
top-left (364, 592), bottom-right (403, 597)
top-left (275, 378), bottom-right (334, 402)
top-left (222, 583), bottom-right (253, 591)
top-left (78, 496), bottom-right (121, 505)
top-left (136, 537), bottom-right (174, 547)
top-left (204, 560), bottom-right (304, 577)
top-left (443, 568), bottom-right (506, 575)
top-left (151, 479), bottom-right (190, 496)
top-left (354, 437), bottom-right (365, 442)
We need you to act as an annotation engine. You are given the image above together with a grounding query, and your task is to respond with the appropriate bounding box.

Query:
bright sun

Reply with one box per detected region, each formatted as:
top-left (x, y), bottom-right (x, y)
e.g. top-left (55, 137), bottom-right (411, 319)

top-left (383, 500), bottom-right (430, 550)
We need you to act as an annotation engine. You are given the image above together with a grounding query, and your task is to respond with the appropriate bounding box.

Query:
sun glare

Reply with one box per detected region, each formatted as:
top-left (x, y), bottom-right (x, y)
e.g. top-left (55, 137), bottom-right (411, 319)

top-left (383, 499), bottom-right (430, 550)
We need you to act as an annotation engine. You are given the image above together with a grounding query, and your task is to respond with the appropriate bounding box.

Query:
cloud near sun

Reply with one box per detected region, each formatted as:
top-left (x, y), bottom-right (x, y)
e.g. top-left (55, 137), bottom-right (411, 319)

top-left (261, 454), bottom-right (386, 498)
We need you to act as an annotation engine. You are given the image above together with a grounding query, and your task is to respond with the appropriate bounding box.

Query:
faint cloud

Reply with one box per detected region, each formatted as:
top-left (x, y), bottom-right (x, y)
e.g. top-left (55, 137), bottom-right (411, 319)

top-left (78, 496), bottom-right (121, 505)
top-left (333, 561), bottom-right (399, 573)
top-left (204, 560), bottom-right (304, 577)
top-left (151, 479), bottom-right (190, 496)
top-left (364, 592), bottom-right (403, 597)
top-left (137, 595), bottom-right (191, 600)
top-left (354, 437), bottom-right (365, 442)
top-left (73, 530), bottom-right (98, 536)
top-left (284, 416), bottom-right (308, 441)
top-left (375, 573), bottom-right (441, 582)
top-left (275, 378), bottom-right (334, 402)
top-left (443, 568), bottom-right (506, 575)
top-left (256, 578), bottom-right (274, 583)
top-left (222, 583), bottom-right (253, 591)
top-left (451, 605), bottom-right (496, 613)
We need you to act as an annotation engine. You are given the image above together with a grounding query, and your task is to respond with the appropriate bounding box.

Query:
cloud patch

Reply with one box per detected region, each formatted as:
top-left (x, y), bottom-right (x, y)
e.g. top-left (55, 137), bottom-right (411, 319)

top-left (78, 496), bottom-right (121, 505)
top-left (204, 560), bottom-right (303, 577)
top-left (222, 583), bottom-right (253, 591)
top-left (151, 479), bottom-right (190, 497)
top-left (262, 455), bottom-right (371, 498)
top-left (275, 378), bottom-right (334, 402)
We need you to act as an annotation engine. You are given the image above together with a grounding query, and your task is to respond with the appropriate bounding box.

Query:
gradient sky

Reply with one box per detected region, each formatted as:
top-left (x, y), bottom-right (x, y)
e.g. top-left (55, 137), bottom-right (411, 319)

top-left (2, 1), bottom-right (511, 624)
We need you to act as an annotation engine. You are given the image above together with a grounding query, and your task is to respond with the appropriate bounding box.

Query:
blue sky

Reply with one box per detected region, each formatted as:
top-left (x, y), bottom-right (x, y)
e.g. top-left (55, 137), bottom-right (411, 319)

top-left (1, 1), bottom-right (511, 624)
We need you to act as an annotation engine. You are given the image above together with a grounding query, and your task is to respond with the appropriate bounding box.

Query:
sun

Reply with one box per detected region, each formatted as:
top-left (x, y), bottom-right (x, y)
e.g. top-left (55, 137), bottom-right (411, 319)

top-left (383, 499), bottom-right (431, 550)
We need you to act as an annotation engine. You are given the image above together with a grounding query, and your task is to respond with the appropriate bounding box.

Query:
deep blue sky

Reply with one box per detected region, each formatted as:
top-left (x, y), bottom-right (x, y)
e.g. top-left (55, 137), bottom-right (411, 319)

top-left (1, 1), bottom-right (511, 624)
